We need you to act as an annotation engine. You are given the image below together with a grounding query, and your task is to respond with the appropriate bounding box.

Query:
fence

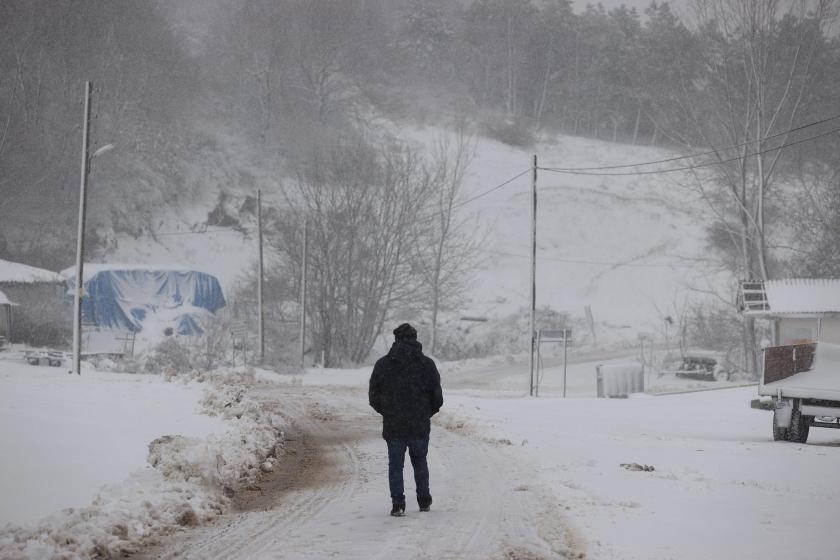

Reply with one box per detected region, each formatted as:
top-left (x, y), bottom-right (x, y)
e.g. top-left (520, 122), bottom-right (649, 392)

top-left (81, 326), bottom-right (136, 356)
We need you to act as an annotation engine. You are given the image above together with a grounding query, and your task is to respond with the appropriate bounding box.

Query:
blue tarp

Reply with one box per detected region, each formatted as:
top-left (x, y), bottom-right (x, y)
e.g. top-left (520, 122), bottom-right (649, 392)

top-left (65, 267), bottom-right (226, 335)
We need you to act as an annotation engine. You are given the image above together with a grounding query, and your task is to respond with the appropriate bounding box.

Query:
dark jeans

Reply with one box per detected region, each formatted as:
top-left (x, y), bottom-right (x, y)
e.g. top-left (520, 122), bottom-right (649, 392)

top-left (386, 436), bottom-right (430, 504)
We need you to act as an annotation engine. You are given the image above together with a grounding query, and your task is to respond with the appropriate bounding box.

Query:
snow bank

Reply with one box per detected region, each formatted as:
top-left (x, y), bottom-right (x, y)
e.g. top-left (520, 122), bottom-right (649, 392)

top-left (0, 365), bottom-right (283, 559)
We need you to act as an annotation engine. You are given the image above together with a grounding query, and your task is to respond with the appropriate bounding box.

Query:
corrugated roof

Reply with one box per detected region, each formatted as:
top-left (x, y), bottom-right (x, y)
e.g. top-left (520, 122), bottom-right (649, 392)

top-left (0, 259), bottom-right (64, 284)
top-left (764, 278), bottom-right (840, 314)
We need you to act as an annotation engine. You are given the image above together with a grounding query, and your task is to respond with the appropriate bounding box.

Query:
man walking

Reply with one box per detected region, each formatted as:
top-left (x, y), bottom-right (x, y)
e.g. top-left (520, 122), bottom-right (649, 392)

top-left (369, 323), bottom-right (443, 517)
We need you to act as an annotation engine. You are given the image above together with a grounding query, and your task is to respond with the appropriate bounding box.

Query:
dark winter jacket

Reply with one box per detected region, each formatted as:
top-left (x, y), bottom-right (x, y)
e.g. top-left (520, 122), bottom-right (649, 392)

top-left (368, 340), bottom-right (443, 440)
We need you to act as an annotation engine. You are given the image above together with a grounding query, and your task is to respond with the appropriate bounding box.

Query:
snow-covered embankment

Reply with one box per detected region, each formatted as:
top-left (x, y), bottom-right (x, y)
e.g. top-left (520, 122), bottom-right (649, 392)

top-left (0, 361), bottom-right (283, 559)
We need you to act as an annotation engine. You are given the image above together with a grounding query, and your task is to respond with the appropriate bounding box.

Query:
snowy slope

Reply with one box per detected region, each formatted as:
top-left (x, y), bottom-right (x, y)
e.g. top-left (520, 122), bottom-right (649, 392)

top-left (99, 126), bottom-right (728, 339)
top-left (401, 127), bottom-right (728, 331)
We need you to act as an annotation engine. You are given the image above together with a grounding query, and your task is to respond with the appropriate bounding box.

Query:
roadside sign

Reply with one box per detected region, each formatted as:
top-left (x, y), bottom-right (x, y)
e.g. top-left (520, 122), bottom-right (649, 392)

top-left (539, 328), bottom-right (572, 342)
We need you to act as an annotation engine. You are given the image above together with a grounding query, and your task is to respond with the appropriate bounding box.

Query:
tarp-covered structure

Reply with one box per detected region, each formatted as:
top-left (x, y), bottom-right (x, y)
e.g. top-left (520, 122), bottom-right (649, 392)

top-left (63, 265), bottom-right (226, 336)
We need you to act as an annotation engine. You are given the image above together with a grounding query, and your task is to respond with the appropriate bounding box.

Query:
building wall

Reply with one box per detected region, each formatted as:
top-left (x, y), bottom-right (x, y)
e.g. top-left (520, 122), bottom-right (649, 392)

top-left (818, 316), bottom-right (840, 344)
top-left (0, 304), bottom-right (10, 339)
top-left (779, 318), bottom-right (819, 345)
top-left (0, 282), bottom-right (70, 347)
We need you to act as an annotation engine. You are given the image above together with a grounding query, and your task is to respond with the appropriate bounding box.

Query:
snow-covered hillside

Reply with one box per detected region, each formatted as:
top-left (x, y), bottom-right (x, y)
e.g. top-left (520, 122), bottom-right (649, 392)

top-left (406, 127), bottom-right (729, 331)
top-left (100, 127), bottom-right (729, 342)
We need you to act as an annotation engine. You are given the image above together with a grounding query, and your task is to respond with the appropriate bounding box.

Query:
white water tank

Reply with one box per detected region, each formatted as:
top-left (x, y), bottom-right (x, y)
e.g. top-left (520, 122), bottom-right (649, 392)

top-left (596, 363), bottom-right (644, 398)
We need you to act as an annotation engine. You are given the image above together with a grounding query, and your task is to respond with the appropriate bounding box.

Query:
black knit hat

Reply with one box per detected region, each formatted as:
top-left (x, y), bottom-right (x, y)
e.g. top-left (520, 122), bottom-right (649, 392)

top-left (393, 323), bottom-right (417, 341)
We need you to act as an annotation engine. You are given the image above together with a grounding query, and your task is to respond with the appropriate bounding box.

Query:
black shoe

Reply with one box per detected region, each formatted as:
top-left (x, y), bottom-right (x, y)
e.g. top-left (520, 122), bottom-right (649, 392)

top-left (390, 502), bottom-right (405, 517)
top-left (418, 495), bottom-right (432, 512)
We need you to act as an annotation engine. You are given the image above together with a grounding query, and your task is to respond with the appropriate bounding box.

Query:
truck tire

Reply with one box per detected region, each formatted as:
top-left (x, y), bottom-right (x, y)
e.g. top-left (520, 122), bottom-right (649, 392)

top-left (772, 408), bottom-right (789, 441)
top-left (789, 407), bottom-right (811, 444)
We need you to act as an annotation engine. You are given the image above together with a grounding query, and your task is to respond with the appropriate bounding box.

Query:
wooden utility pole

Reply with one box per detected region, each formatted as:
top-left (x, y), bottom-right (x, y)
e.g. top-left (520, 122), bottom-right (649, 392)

top-left (72, 81), bottom-right (92, 376)
top-left (528, 155), bottom-right (537, 396)
top-left (299, 217), bottom-right (308, 369)
top-left (257, 189), bottom-right (264, 363)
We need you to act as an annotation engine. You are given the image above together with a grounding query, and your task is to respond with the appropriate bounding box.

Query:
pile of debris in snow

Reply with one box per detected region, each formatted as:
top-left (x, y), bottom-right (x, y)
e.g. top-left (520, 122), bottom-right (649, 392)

top-left (0, 368), bottom-right (284, 559)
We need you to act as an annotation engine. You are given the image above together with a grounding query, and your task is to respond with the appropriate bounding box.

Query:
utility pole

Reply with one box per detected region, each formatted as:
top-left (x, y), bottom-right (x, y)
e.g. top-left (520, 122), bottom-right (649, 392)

top-left (528, 154), bottom-right (537, 396)
top-left (72, 81), bottom-right (92, 376)
top-left (299, 216), bottom-right (308, 369)
top-left (257, 189), bottom-right (265, 363)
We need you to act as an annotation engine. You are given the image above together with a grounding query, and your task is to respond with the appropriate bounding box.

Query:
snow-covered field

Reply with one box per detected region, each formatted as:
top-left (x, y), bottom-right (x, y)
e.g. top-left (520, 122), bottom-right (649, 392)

top-left (3, 349), bottom-right (835, 559)
top-left (0, 354), bottom-right (281, 559)
top-left (440, 388), bottom-right (839, 560)
top-left (0, 356), bottom-right (226, 525)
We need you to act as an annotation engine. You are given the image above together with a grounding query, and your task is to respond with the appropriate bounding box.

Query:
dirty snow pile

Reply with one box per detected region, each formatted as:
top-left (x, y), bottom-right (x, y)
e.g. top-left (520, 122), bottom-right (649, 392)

top-left (0, 364), bottom-right (283, 560)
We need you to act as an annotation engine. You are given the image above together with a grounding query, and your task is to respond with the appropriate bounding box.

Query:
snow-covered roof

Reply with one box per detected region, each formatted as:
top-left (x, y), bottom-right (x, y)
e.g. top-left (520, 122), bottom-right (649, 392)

top-left (0, 288), bottom-right (14, 305)
top-left (61, 263), bottom-right (213, 282)
top-left (762, 279), bottom-right (840, 315)
top-left (0, 258), bottom-right (64, 284)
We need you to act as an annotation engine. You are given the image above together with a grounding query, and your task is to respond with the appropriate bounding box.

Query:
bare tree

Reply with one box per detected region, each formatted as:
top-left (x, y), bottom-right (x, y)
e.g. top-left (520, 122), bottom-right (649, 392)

top-left (271, 139), bottom-right (433, 366)
top-left (411, 129), bottom-right (481, 355)
top-left (785, 164), bottom-right (840, 276)
top-left (661, 0), bottom-right (837, 376)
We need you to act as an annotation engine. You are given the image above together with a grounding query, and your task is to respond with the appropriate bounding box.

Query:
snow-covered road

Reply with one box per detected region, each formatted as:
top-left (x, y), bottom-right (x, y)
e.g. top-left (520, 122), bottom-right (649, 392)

top-left (132, 359), bottom-right (839, 560)
top-left (137, 385), bottom-right (581, 560)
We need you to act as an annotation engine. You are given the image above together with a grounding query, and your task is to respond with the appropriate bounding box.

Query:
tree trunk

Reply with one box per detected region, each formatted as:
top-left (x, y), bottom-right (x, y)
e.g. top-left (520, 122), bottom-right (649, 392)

top-left (632, 103), bottom-right (641, 145)
top-left (534, 42), bottom-right (553, 128)
top-left (430, 283), bottom-right (439, 355)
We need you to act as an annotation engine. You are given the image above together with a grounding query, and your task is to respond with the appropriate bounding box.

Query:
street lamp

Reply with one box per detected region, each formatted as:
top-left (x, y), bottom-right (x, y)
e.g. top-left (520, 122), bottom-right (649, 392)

top-left (93, 144), bottom-right (114, 158)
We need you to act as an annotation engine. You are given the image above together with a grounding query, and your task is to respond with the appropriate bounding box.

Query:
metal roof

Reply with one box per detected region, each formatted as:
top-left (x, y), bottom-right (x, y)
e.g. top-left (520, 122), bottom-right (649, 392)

top-left (758, 278), bottom-right (840, 315)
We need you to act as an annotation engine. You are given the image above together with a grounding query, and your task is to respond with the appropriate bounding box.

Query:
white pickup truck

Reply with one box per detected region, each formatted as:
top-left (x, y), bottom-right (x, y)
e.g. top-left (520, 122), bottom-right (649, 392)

top-left (741, 279), bottom-right (840, 443)
top-left (761, 342), bottom-right (840, 442)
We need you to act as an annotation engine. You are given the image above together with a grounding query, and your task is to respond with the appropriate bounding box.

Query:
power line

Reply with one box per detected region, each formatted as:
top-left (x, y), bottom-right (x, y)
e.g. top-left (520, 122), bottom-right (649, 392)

top-left (486, 249), bottom-right (707, 269)
top-left (416, 167), bottom-right (532, 224)
top-left (539, 126), bottom-right (840, 177)
top-left (540, 113), bottom-right (840, 173)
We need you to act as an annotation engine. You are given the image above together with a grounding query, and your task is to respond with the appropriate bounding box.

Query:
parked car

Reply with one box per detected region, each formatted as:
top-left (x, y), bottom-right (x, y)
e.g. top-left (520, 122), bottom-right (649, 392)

top-left (675, 351), bottom-right (730, 382)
